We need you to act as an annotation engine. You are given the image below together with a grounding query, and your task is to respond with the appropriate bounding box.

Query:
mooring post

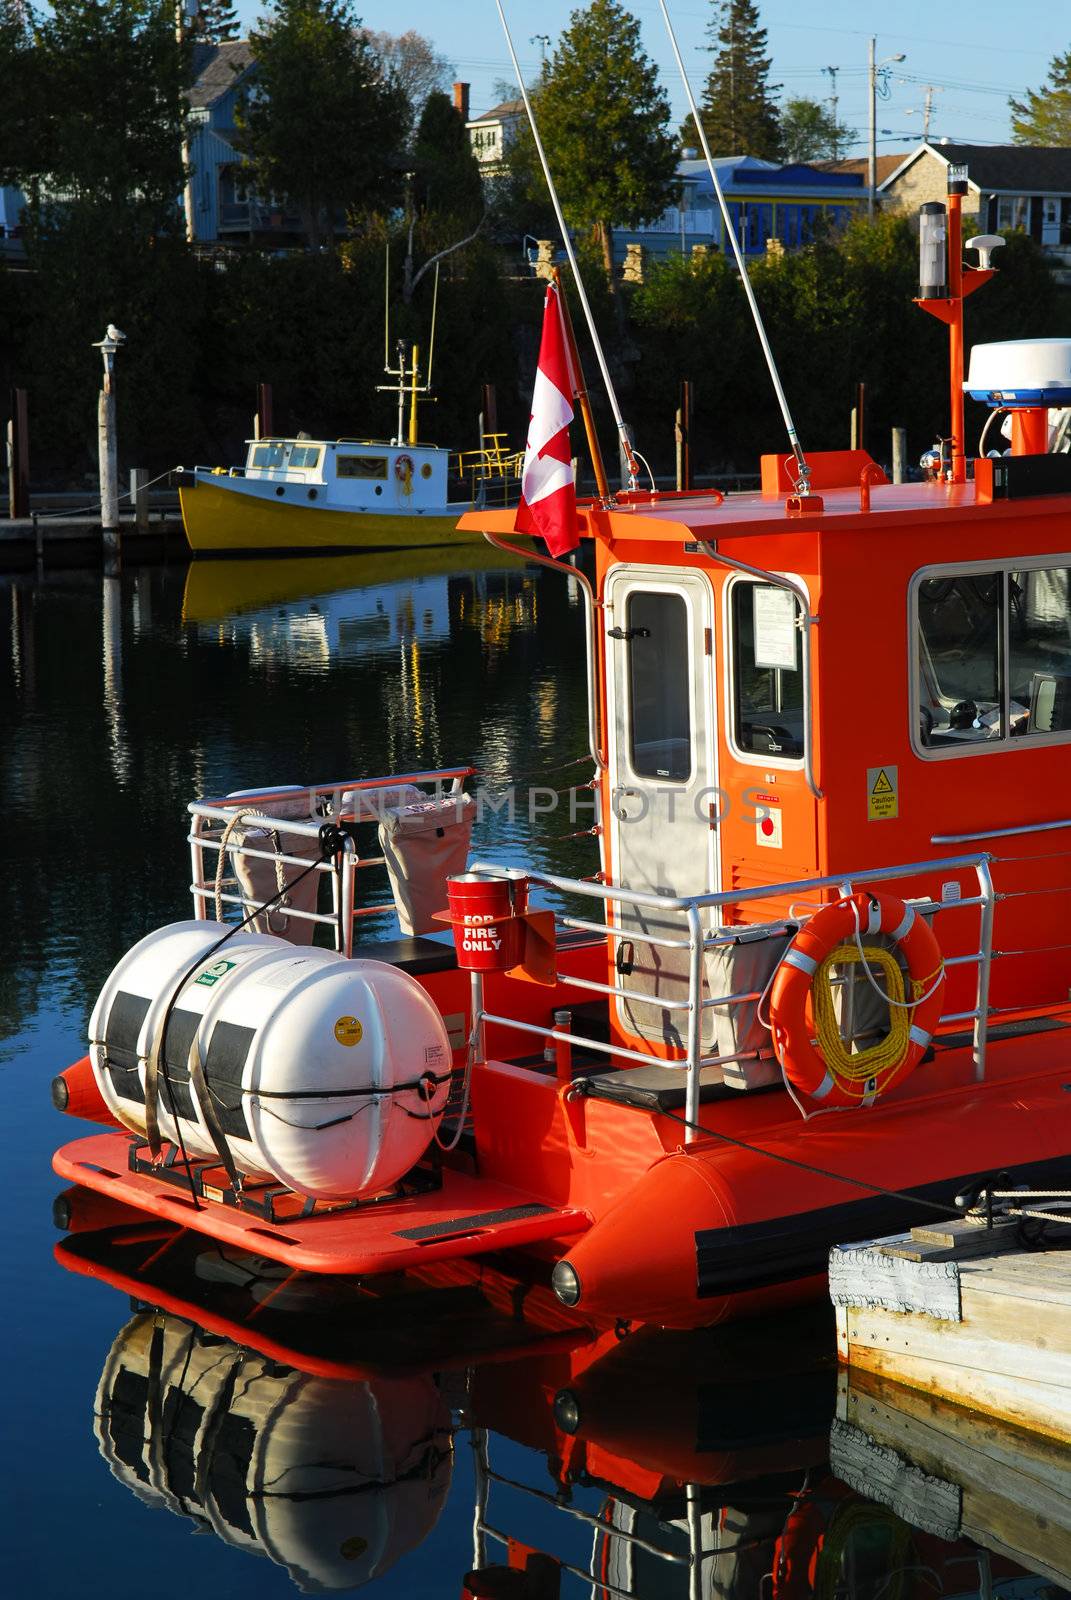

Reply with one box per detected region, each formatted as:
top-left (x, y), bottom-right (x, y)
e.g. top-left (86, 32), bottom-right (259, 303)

top-left (93, 325), bottom-right (125, 565)
top-left (130, 468), bottom-right (149, 531)
top-left (892, 427), bottom-right (907, 484)
top-left (8, 388), bottom-right (29, 519)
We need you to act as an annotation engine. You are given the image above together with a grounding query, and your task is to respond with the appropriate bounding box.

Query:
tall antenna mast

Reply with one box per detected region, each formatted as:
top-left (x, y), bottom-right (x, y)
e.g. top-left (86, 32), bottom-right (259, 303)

top-left (494, 0), bottom-right (639, 491)
top-left (656, 0), bottom-right (812, 495)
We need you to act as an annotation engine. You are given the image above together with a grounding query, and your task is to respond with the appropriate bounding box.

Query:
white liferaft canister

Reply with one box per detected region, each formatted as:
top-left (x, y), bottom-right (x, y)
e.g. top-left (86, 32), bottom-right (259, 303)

top-left (88, 920), bottom-right (452, 1199)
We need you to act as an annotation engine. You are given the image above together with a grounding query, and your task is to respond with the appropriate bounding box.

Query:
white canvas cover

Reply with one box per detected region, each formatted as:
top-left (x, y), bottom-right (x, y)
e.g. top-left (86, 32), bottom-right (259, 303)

top-left (378, 795), bottom-right (475, 936)
top-left (704, 925), bottom-right (793, 1090)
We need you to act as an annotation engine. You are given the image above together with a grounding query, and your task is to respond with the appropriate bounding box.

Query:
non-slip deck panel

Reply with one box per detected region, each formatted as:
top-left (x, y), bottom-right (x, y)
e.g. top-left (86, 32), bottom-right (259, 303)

top-left (575, 1063), bottom-right (745, 1111)
top-left (936, 1015), bottom-right (1071, 1050)
top-left (395, 1203), bottom-right (553, 1241)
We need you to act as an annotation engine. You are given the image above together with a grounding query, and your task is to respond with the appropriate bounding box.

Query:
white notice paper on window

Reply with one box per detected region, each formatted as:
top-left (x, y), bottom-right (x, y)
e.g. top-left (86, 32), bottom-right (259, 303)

top-left (753, 587), bottom-right (797, 671)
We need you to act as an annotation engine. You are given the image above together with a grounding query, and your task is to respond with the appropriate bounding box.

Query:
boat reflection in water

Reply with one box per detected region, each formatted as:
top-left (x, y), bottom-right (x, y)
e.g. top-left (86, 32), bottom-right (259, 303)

top-left (180, 547), bottom-right (541, 650)
top-left (54, 1194), bottom-right (1069, 1600)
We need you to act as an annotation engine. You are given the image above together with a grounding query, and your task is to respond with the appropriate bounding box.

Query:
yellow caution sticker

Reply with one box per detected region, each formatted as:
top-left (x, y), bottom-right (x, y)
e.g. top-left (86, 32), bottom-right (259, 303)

top-left (333, 1015), bottom-right (363, 1047)
top-left (867, 765), bottom-right (899, 821)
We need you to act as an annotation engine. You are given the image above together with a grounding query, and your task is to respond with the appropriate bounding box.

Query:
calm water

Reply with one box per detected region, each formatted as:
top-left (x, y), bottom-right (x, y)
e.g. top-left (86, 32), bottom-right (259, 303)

top-left (1, 552), bottom-right (1065, 1599)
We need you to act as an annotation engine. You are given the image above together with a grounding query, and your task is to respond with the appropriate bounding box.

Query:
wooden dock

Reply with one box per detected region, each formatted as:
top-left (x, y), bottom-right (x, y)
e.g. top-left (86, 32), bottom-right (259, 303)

top-left (832, 1366), bottom-right (1071, 1588)
top-left (830, 1216), bottom-right (1071, 1445)
top-left (0, 511), bottom-right (185, 568)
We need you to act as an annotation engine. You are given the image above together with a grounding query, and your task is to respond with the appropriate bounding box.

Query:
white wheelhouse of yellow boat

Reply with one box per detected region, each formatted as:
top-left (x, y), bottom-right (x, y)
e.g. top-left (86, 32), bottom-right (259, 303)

top-left (178, 436), bottom-right (499, 554)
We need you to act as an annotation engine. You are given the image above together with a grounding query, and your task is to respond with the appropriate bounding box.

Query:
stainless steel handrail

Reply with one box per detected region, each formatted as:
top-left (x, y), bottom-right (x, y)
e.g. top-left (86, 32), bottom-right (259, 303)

top-left (932, 816), bottom-right (1071, 844)
top-left (467, 849), bottom-right (996, 1132)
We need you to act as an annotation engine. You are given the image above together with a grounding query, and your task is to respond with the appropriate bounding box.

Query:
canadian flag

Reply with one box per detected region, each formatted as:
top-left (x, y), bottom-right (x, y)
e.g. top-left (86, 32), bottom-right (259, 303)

top-left (515, 282), bottom-right (580, 557)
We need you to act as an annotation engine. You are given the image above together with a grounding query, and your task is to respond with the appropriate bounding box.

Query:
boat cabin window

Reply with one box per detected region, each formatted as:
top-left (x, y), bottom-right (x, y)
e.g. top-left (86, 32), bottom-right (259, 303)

top-left (915, 563), bottom-right (1071, 751)
top-left (337, 454), bottom-right (388, 480)
top-left (251, 443), bottom-right (286, 469)
top-left (626, 590), bottom-right (692, 781)
top-left (730, 581), bottom-right (804, 761)
top-left (249, 443), bottom-right (320, 470)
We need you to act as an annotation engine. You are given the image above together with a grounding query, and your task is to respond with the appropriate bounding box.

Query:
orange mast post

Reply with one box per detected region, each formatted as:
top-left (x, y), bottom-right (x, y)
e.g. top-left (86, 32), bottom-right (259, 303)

top-left (917, 165), bottom-right (994, 483)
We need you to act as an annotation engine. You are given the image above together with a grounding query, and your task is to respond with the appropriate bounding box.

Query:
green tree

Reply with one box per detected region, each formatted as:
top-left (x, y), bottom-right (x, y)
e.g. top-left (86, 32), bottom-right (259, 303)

top-left (236, 0), bottom-right (408, 249)
top-left (0, 0), bottom-right (42, 196)
top-left (533, 0), bottom-right (678, 292)
top-left (411, 90), bottom-right (483, 225)
top-left (190, 0), bottom-right (241, 43)
top-left (693, 0), bottom-right (781, 160)
top-left (779, 97), bottom-right (853, 162)
top-left (1011, 48), bottom-right (1071, 144)
top-left (6, 0), bottom-right (187, 224)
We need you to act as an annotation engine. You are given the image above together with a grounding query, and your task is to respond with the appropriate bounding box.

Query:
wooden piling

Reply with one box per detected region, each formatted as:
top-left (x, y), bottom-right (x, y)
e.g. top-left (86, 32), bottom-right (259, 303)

top-left (257, 382), bottom-right (273, 440)
top-left (8, 388), bottom-right (29, 519)
top-left (98, 389), bottom-right (119, 561)
top-left (892, 427), bottom-right (907, 484)
top-left (130, 468), bottom-right (149, 531)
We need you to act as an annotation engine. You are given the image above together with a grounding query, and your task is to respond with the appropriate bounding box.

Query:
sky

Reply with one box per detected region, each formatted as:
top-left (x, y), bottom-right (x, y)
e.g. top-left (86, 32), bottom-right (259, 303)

top-left (233, 0), bottom-right (1068, 157)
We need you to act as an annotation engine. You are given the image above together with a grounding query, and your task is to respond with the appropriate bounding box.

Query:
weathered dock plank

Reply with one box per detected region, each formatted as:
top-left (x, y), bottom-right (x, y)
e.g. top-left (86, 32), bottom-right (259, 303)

top-left (831, 1224), bottom-right (1071, 1444)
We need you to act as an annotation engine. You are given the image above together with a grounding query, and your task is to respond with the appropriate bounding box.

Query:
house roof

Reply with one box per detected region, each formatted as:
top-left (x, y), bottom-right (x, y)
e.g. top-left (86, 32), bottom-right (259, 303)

top-left (879, 141), bottom-right (1071, 195)
top-left (816, 155), bottom-right (905, 186)
top-left (189, 40), bottom-right (256, 110)
top-left (678, 154), bottom-right (864, 194)
top-left (468, 98), bottom-right (524, 124)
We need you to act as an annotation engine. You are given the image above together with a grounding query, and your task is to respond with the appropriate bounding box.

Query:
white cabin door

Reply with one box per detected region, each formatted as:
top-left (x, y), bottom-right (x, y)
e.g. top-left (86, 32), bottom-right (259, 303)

top-left (605, 567), bottom-right (718, 1046)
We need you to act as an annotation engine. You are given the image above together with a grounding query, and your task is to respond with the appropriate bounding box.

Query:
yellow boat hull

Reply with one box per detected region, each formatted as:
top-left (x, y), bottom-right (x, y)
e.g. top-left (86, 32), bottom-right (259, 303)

top-left (179, 479), bottom-right (486, 553)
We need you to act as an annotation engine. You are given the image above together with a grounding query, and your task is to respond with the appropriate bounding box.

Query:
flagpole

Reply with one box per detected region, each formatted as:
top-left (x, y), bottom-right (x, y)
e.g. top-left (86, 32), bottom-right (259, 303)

top-left (494, 0), bottom-right (639, 490)
top-left (552, 267), bottom-right (610, 502)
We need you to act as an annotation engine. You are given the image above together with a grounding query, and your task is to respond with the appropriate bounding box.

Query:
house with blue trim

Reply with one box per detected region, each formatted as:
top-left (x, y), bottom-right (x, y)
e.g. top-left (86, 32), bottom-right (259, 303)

top-left (187, 39), bottom-right (303, 244)
top-left (614, 154), bottom-right (867, 266)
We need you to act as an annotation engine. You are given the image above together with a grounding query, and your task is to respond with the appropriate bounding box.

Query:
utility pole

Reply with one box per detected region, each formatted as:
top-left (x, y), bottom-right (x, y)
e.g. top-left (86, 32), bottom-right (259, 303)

top-left (529, 33), bottom-right (550, 67)
top-left (903, 84), bottom-right (940, 143)
top-left (822, 65), bottom-right (840, 159)
top-left (869, 38), bottom-right (906, 222)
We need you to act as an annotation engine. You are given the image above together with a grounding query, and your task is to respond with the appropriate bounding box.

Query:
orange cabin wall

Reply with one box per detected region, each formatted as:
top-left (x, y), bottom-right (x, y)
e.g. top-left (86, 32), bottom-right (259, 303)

top-left (588, 490), bottom-right (1071, 1039)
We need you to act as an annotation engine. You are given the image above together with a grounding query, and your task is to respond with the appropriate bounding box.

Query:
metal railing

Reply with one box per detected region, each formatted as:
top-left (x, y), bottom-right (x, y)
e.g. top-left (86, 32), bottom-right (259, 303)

top-left (187, 767), bottom-right (473, 956)
top-left (465, 852), bottom-right (997, 1141)
top-left (185, 771), bottom-right (1005, 1139)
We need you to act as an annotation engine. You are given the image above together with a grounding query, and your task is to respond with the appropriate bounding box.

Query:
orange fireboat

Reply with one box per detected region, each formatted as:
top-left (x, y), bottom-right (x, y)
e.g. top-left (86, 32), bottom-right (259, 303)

top-left (53, 164), bottom-right (1071, 1331)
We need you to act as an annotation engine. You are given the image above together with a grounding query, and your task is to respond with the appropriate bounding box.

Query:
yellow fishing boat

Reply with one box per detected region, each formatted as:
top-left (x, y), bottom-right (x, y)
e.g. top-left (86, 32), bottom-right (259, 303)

top-left (178, 293), bottom-right (521, 554)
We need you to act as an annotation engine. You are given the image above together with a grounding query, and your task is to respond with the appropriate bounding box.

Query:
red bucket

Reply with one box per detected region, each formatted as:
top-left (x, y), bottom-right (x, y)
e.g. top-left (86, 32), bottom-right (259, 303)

top-left (446, 873), bottom-right (528, 971)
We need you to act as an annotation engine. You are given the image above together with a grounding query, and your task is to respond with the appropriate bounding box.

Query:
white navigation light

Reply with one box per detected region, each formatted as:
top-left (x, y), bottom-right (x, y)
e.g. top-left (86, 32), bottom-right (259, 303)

top-left (918, 202), bottom-right (947, 300)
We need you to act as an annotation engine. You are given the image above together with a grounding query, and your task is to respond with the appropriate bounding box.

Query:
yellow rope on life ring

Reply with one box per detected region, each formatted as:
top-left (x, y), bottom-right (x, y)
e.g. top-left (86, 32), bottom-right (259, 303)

top-left (811, 943), bottom-right (939, 1097)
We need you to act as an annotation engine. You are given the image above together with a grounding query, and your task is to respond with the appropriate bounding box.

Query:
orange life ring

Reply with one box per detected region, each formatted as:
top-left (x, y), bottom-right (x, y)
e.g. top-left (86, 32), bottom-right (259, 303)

top-left (769, 890), bottom-right (945, 1107)
top-left (394, 453), bottom-right (414, 482)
